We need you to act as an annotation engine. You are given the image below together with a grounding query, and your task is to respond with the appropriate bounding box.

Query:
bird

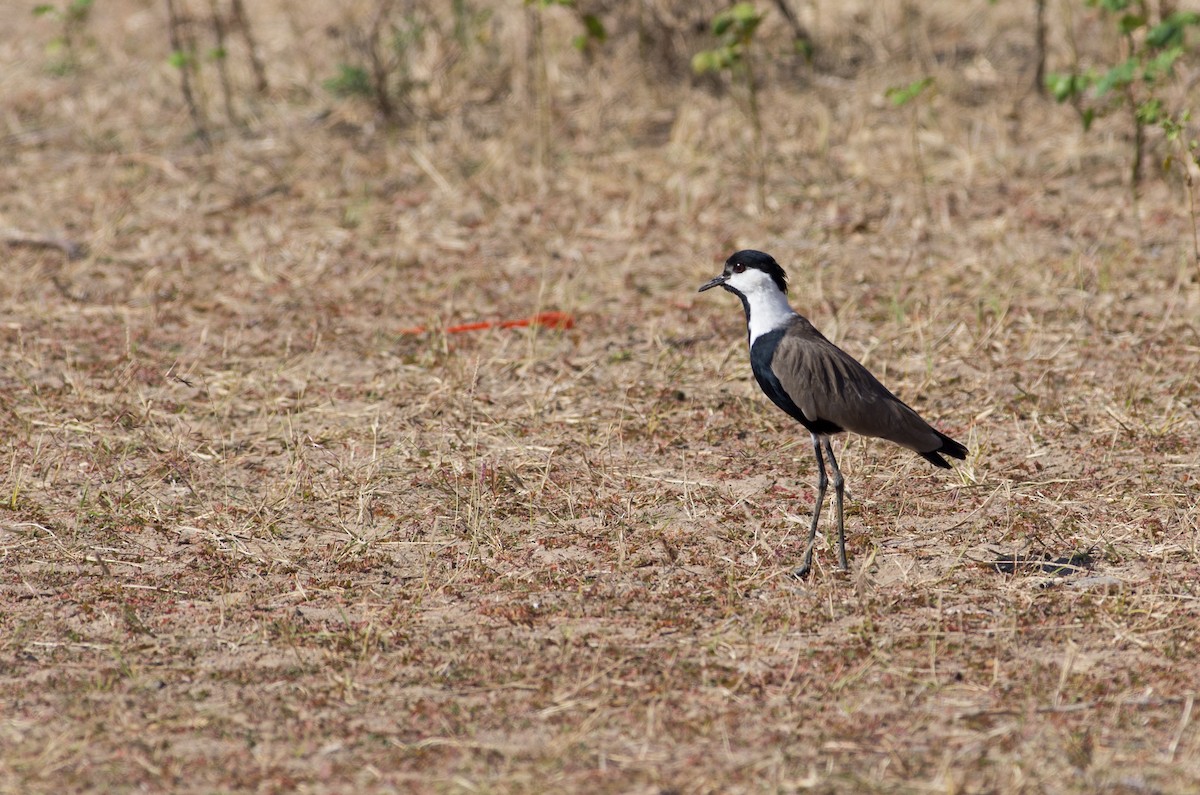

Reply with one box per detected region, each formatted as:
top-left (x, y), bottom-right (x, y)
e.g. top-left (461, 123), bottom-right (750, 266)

top-left (698, 250), bottom-right (968, 577)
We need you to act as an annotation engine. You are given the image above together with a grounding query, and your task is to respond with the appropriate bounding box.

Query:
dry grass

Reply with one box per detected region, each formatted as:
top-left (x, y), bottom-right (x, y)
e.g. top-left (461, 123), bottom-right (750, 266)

top-left (2, 0), bottom-right (1199, 792)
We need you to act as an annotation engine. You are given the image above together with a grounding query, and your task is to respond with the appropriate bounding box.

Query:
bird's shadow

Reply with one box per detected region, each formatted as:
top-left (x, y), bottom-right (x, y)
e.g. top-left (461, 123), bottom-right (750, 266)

top-left (982, 547), bottom-right (1096, 577)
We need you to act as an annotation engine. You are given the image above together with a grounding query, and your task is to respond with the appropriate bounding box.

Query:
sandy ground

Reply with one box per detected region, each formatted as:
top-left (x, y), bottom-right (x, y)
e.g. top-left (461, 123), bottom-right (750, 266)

top-left (2, 1), bottom-right (1199, 792)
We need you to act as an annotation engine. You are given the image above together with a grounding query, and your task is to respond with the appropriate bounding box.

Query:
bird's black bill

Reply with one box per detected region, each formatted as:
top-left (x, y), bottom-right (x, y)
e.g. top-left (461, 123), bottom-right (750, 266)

top-left (698, 275), bottom-right (727, 292)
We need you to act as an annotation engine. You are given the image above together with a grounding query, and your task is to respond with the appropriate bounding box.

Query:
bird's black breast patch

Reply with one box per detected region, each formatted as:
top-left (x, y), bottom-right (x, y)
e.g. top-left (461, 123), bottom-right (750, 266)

top-left (749, 329), bottom-right (844, 436)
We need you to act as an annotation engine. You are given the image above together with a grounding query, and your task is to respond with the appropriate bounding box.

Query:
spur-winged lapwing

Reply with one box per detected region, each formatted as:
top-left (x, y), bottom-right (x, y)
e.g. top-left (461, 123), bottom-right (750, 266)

top-left (699, 250), bottom-right (968, 577)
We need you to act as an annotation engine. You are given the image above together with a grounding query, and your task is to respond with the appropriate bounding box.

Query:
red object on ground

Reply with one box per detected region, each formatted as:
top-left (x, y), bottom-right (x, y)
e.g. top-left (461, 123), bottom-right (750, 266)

top-left (399, 311), bottom-right (575, 335)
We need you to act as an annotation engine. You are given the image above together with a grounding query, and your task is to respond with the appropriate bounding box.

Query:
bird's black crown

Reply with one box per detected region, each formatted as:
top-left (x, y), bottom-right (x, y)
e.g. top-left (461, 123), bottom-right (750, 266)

top-left (727, 250), bottom-right (788, 295)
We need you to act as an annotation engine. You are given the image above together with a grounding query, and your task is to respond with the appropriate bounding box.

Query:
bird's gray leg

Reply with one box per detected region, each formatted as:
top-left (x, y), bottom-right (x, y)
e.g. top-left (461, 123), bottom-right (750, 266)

top-left (822, 437), bottom-right (848, 571)
top-left (795, 433), bottom-right (827, 579)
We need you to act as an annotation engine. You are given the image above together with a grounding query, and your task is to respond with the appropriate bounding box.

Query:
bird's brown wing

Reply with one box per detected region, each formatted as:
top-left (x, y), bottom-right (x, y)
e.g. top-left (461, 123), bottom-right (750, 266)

top-left (771, 316), bottom-right (944, 454)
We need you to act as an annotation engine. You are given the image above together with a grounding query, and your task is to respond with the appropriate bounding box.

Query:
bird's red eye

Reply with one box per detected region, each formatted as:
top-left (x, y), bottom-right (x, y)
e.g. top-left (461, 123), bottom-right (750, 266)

top-left (732, 263), bottom-right (746, 273)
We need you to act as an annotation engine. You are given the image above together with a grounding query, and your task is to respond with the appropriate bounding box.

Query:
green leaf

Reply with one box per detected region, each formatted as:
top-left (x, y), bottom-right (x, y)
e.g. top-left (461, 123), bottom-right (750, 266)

top-left (885, 76), bottom-right (934, 107)
top-left (32, 4), bottom-right (57, 16)
top-left (730, 2), bottom-right (761, 25)
top-left (323, 64), bottom-right (373, 97)
top-left (1146, 11), bottom-right (1200, 49)
top-left (1136, 98), bottom-right (1164, 125)
top-left (167, 50), bottom-right (192, 69)
top-left (1141, 46), bottom-right (1182, 83)
top-left (712, 3), bottom-right (762, 39)
top-left (1117, 13), bottom-right (1146, 36)
top-left (1094, 58), bottom-right (1136, 96)
top-left (581, 13), bottom-right (605, 42)
top-left (1046, 72), bottom-right (1081, 103)
top-left (692, 47), bottom-right (738, 74)
top-left (1161, 116), bottom-right (1183, 141)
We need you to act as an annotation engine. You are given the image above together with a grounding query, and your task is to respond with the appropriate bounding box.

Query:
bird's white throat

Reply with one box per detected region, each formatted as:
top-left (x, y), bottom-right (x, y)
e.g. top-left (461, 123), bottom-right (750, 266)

top-left (744, 285), bottom-right (797, 345)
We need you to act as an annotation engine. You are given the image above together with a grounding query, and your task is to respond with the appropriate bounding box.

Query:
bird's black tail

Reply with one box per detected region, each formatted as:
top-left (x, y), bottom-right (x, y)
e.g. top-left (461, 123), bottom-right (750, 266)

top-left (919, 430), bottom-right (968, 469)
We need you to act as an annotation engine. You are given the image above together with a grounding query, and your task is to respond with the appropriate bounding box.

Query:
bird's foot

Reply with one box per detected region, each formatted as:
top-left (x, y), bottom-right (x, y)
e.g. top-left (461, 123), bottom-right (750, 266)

top-left (791, 561), bottom-right (851, 580)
